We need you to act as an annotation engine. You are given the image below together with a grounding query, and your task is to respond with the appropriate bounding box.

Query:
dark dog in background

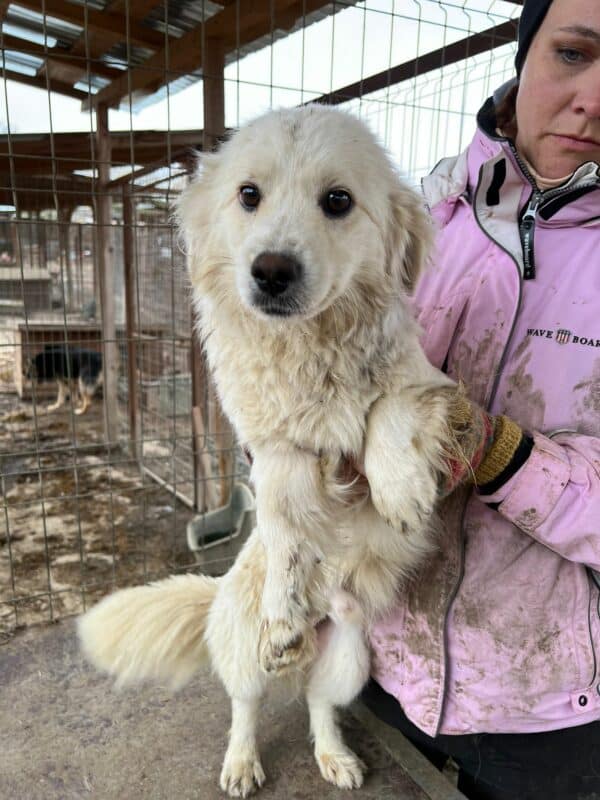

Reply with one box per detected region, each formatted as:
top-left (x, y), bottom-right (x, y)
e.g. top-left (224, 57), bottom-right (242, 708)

top-left (26, 346), bottom-right (103, 414)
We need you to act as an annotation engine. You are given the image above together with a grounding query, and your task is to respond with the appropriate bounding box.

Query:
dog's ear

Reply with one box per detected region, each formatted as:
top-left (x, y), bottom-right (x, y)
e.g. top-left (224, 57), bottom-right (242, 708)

top-left (385, 184), bottom-right (433, 294)
top-left (173, 151), bottom-right (222, 278)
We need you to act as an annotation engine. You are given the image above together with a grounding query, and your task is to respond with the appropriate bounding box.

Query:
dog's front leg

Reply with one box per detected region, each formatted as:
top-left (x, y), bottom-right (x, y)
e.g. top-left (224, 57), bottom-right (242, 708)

top-left (251, 443), bottom-right (326, 675)
top-left (47, 379), bottom-right (67, 413)
top-left (365, 385), bottom-right (451, 533)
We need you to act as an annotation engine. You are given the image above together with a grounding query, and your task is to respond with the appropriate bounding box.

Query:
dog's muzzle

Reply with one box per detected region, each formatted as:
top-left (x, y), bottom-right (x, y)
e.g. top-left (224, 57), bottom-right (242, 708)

top-left (250, 251), bottom-right (304, 315)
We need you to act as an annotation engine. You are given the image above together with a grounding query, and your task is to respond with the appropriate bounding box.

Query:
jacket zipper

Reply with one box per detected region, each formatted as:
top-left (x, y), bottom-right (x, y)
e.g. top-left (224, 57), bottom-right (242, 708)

top-left (510, 143), bottom-right (597, 281)
top-left (519, 195), bottom-right (541, 280)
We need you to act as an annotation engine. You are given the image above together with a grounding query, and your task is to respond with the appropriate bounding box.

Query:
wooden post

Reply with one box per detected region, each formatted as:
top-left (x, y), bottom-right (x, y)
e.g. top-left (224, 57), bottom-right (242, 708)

top-left (122, 184), bottom-right (139, 460)
top-left (205, 37), bottom-right (234, 507)
top-left (38, 212), bottom-right (47, 272)
top-left (10, 217), bottom-right (20, 265)
top-left (190, 35), bottom-right (235, 510)
top-left (57, 206), bottom-right (73, 310)
top-left (77, 223), bottom-right (84, 307)
top-left (95, 104), bottom-right (119, 446)
top-left (203, 37), bottom-right (226, 152)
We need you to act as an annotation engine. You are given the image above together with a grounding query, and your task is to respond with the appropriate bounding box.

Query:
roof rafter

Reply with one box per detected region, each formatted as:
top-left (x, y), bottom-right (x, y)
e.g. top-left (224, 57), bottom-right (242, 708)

top-left (313, 19), bottom-right (519, 106)
top-left (0, 68), bottom-right (88, 100)
top-left (0, 35), bottom-right (123, 81)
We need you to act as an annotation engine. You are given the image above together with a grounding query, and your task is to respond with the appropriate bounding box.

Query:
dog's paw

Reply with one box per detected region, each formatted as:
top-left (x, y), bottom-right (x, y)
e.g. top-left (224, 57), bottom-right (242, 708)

top-left (258, 618), bottom-right (316, 675)
top-left (220, 753), bottom-right (266, 798)
top-left (316, 748), bottom-right (365, 789)
top-left (369, 473), bottom-right (437, 532)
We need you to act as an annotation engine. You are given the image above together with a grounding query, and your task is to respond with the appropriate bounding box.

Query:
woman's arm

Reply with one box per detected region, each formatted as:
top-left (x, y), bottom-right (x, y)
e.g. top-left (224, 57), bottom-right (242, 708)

top-left (477, 431), bottom-right (600, 571)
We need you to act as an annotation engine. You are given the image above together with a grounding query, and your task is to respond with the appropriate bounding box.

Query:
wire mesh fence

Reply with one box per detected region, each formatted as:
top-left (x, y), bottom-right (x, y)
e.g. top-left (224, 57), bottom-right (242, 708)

top-left (0, 0), bottom-right (520, 640)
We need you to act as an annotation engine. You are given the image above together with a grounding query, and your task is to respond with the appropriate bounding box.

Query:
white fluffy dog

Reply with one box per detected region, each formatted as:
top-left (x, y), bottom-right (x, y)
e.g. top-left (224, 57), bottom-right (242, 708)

top-left (78, 105), bottom-right (461, 796)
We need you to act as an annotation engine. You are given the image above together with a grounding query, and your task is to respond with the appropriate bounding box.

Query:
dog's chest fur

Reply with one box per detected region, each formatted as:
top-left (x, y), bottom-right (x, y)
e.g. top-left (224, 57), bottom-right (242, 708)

top-left (198, 294), bottom-right (415, 458)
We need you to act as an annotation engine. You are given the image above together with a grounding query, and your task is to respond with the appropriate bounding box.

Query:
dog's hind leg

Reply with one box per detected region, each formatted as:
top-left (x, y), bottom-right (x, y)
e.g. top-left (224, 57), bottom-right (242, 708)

top-left (75, 377), bottom-right (92, 415)
top-left (220, 695), bottom-right (266, 798)
top-left (47, 380), bottom-right (67, 412)
top-left (306, 590), bottom-right (370, 790)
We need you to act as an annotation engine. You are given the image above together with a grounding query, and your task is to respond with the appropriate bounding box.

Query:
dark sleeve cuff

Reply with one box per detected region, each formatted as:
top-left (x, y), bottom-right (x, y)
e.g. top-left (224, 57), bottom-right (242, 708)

top-left (476, 433), bottom-right (534, 496)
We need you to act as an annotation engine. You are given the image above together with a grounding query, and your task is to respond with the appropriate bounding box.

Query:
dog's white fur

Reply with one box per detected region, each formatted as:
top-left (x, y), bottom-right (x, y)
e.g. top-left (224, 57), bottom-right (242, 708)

top-left (78, 106), bottom-right (459, 796)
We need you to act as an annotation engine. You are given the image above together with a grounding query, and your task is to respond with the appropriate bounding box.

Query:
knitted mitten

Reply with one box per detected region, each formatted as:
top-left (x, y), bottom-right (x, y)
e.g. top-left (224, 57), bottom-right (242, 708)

top-left (443, 389), bottom-right (533, 497)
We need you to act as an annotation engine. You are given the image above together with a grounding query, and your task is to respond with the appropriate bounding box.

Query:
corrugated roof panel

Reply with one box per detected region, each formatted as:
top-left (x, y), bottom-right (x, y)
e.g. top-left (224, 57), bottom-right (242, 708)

top-left (3, 50), bottom-right (45, 76)
top-left (101, 43), bottom-right (154, 71)
top-left (2, 21), bottom-right (58, 47)
top-left (65, 0), bottom-right (108, 11)
top-left (142, 0), bottom-right (223, 37)
top-left (73, 75), bottom-right (111, 94)
top-left (7, 3), bottom-right (84, 47)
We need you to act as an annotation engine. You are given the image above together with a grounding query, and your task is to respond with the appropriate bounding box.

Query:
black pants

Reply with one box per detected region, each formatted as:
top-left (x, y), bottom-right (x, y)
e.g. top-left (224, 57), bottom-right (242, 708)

top-left (362, 680), bottom-right (600, 800)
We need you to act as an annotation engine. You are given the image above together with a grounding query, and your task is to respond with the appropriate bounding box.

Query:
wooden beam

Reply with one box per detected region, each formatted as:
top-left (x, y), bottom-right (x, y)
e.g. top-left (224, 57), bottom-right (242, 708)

top-left (0, 68), bottom-right (87, 100)
top-left (0, 173), bottom-right (94, 202)
top-left (14, 0), bottom-right (167, 50)
top-left (0, 36), bottom-right (122, 81)
top-left (312, 19), bottom-right (519, 106)
top-left (0, 130), bottom-right (203, 157)
top-left (131, 169), bottom-right (187, 190)
top-left (0, 131), bottom-right (204, 179)
top-left (106, 152), bottom-right (189, 188)
top-left (0, 154), bottom-right (187, 177)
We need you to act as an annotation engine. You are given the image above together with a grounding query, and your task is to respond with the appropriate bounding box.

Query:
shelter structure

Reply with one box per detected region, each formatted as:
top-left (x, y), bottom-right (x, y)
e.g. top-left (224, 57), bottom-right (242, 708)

top-left (0, 0), bottom-right (524, 638)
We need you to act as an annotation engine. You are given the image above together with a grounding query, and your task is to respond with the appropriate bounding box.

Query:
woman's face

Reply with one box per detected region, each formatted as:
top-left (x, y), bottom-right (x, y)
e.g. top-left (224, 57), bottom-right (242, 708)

top-left (515, 0), bottom-right (600, 178)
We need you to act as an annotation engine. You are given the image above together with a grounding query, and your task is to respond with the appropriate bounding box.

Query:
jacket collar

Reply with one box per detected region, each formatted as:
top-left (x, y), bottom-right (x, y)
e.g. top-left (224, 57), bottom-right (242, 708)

top-left (423, 85), bottom-right (600, 229)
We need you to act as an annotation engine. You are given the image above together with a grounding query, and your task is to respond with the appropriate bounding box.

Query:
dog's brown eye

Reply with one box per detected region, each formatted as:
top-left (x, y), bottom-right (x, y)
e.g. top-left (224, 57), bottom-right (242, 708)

top-left (322, 189), bottom-right (352, 217)
top-left (239, 184), bottom-right (260, 210)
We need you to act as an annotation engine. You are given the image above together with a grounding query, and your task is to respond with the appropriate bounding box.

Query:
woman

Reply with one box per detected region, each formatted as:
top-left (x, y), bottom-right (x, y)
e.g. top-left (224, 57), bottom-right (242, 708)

top-left (363, 1), bottom-right (600, 798)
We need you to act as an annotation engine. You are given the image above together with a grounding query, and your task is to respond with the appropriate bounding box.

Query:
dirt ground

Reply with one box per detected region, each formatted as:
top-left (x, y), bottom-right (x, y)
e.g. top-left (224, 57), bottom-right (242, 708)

top-left (0, 391), bottom-right (197, 640)
top-left (2, 619), bottom-right (467, 800)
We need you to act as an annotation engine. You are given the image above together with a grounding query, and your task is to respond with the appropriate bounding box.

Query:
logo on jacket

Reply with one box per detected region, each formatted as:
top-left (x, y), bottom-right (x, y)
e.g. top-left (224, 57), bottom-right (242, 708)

top-left (556, 329), bottom-right (572, 345)
top-left (527, 328), bottom-right (600, 347)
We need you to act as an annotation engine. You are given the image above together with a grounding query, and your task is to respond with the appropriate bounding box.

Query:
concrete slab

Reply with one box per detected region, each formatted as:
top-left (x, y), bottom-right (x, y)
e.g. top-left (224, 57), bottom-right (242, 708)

top-left (1, 619), bottom-right (465, 800)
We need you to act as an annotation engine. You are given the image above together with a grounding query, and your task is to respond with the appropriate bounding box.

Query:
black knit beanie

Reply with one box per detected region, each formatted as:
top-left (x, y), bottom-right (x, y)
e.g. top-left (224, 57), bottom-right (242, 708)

top-left (515, 0), bottom-right (554, 76)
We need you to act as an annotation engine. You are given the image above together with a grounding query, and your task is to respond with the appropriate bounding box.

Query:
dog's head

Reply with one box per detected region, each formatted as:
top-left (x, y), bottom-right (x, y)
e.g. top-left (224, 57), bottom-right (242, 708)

top-left (177, 105), bottom-right (432, 322)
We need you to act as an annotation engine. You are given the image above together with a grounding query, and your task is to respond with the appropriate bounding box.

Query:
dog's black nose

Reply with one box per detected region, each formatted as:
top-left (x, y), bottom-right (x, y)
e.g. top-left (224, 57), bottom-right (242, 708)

top-left (251, 252), bottom-right (302, 297)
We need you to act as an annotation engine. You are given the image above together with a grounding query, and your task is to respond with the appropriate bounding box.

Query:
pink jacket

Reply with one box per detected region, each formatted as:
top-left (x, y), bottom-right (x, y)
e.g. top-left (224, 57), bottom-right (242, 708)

top-left (370, 95), bottom-right (600, 737)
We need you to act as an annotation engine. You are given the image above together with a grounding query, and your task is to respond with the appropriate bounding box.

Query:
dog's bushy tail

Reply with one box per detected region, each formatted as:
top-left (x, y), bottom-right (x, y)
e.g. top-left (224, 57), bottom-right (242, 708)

top-left (78, 573), bottom-right (218, 690)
